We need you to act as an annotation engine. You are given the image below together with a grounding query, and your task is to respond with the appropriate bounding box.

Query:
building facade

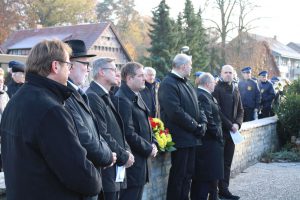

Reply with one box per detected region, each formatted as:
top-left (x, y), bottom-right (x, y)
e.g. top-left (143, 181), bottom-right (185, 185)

top-left (227, 33), bottom-right (300, 80)
top-left (1, 22), bottom-right (132, 67)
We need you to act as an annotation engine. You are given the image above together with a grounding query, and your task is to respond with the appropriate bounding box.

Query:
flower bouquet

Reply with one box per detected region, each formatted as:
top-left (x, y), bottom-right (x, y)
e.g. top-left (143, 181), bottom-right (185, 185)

top-left (149, 117), bottom-right (176, 152)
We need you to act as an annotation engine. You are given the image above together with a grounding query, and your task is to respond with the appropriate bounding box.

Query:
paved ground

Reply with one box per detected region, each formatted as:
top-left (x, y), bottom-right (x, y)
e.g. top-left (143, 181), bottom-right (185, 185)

top-left (229, 162), bottom-right (300, 200)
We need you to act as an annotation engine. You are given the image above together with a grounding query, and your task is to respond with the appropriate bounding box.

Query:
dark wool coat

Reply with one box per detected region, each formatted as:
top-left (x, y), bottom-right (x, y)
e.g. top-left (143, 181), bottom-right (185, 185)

top-left (86, 81), bottom-right (130, 192)
top-left (0, 73), bottom-right (102, 200)
top-left (194, 88), bottom-right (224, 181)
top-left (158, 73), bottom-right (207, 148)
top-left (65, 82), bottom-right (113, 168)
top-left (115, 82), bottom-right (153, 187)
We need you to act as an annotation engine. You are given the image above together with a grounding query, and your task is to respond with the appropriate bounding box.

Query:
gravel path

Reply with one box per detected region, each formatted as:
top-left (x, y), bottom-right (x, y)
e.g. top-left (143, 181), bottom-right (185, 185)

top-left (229, 162), bottom-right (300, 200)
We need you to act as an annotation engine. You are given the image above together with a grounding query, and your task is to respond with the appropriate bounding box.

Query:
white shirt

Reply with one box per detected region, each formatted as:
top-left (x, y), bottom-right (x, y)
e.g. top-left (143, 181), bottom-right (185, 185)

top-left (198, 86), bottom-right (211, 94)
top-left (93, 81), bottom-right (109, 94)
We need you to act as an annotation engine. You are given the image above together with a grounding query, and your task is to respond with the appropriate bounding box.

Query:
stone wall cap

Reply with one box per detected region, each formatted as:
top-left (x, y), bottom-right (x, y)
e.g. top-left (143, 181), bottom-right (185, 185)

top-left (240, 116), bottom-right (278, 131)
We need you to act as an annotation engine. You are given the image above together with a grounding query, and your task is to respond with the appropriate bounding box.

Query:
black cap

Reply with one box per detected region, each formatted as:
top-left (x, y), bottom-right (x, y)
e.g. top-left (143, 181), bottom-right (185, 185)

top-left (65, 40), bottom-right (96, 59)
top-left (8, 61), bottom-right (25, 73)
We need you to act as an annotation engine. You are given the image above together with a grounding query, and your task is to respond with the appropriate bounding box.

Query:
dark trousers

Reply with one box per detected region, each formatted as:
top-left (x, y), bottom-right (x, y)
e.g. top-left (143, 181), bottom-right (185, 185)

top-left (166, 147), bottom-right (196, 200)
top-left (191, 180), bottom-right (218, 200)
top-left (103, 191), bottom-right (119, 200)
top-left (243, 107), bottom-right (255, 122)
top-left (218, 134), bottom-right (235, 193)
top-left (119, 186), bottom-right (144, 200)
top-left (259, 106), bottom-right (272, 119)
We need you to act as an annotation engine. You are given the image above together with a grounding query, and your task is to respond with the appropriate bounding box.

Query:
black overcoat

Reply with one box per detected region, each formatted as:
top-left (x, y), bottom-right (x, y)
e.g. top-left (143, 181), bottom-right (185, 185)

top-left (65, 82), bottom-right (113, 168)
top-left (115, 83), bottom-right (153, 187)
top-left (86, 81), bottom-right (130, 192)
top-left (158, 73), bottom-right (206, 148)
top-left (194, 88), bottom-right (224, 181)
top-left (0, 73), bottom-right (102, 200)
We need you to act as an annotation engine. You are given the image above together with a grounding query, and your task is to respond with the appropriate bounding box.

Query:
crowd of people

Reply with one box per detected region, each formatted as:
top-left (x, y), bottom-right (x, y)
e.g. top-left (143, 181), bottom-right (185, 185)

top-left (0, 39), bottom-right (283, 200)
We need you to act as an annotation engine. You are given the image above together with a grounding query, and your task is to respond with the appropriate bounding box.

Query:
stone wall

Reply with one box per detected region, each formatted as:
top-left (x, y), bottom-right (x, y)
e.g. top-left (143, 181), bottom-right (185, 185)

top-left (231, 116), bottom-right (279, 176)
top-left (142, 116), bottom-right (279, 200)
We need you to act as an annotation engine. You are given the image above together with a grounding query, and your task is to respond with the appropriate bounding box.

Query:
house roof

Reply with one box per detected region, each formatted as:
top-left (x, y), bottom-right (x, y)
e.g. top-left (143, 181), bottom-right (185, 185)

top-left (287, 42), bottom-right (300, 54)
top-left (247, 33), bottom-right (300, 60)
top-left (1, 22), bottom-right (132, 61)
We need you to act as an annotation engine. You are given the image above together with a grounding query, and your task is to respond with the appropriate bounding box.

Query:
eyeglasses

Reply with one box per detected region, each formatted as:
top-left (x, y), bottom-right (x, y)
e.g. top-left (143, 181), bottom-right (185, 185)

top-left (102, 67), bottom-right (117, 72)
top-left (74, 60), bottom-right (90, 69)
top-left (57, 60), bottom-right (73, 70)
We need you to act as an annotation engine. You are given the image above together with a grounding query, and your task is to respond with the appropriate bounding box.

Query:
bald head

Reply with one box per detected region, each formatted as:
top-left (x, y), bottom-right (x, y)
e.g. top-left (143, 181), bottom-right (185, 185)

top-left (221, 65), bottom-right (234, 83)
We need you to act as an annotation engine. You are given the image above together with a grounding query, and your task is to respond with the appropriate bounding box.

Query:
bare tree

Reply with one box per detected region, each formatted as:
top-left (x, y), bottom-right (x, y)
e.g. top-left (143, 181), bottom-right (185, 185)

top-left (237, 0), bottom-right (260, 35)
top-left (207, 0), bottom-right (237, 65)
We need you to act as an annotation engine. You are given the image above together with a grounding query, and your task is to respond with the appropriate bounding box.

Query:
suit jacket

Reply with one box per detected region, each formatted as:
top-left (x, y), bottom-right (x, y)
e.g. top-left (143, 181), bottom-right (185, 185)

top-left (194, 88), bottom-right (224, 181)
top-left (158, 73), bottom-right (207, 148)
top-left (115, 82), bottom-right (153, 187)
top-left (213, 81), bottom-right (244, 133)
top-left (86, 81), bottom-right (130, 192)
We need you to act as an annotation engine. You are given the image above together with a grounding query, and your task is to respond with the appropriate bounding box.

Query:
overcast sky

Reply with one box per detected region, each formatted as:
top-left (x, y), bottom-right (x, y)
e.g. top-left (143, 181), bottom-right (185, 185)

top-left (134, 0), bottom-right (300, 44)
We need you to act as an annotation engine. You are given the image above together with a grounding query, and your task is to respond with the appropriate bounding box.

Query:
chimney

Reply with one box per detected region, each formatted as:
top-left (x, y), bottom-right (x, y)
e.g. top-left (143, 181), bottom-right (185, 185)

top-left (273, 35), bottom-right (277, 40)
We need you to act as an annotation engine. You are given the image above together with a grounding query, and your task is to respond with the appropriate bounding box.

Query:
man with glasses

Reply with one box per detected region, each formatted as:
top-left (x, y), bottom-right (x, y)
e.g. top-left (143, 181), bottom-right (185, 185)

top-left (0, 39), bottom-right (103, 200)
top-left (213, 65), bottom-right (244, 200)
top-left (238, 66), bottom-right (260, 122)
top-left (64, 40), bottom-right (116, 200)
top-left (158, 54), bottom-right (207, 200)
top-left (86, 58), bottom-right (135, 200)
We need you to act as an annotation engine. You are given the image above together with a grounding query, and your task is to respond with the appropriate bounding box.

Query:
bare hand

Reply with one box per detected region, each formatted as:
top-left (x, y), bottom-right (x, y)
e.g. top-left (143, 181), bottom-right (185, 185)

top-left (231, 123), bottom-right (239, 133)
top-left (124, 151), bottom-right (135, 168)
top-left (150, 144), bottom-right (158, 158)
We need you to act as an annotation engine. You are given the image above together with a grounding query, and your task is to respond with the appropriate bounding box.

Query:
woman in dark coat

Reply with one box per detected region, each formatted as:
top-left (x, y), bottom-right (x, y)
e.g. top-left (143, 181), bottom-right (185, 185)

top-left (191, 73), bottom-right (224, 200)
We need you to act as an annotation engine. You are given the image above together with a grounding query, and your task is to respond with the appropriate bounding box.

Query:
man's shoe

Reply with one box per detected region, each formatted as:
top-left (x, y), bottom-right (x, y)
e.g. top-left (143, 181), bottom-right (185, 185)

top-left (219, 191), bottom-right (240, 200)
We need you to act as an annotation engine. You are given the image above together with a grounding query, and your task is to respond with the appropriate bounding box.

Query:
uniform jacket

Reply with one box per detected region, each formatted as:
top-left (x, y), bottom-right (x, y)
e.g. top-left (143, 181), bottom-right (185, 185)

top-left (258, 80), bottom-right (275, 108)
top-left (7, 80), bottom-right (23, 98)
top-left (0, 73), bottom-right (102, 200)
top-left (213, 81), bottom-right (244, 133)
top-left (115, 82), bottom-right (153, 187)
top-left (86, 81), bottom-right (130, 192)
top-left (158, 73), bottom-right (207, 148)
top-left (238, 79), bottom-right (260, 109)
top-left (194, 88), bottom-right (224, 181)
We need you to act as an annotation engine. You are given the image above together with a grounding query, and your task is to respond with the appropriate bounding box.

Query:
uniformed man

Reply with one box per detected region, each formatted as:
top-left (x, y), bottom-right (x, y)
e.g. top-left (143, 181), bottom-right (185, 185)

top-left (258, 71), bottom-right (275, 118)
top-left (7, 61), bottom-right (25, 98)
top-left (238, 67), bottom-right (260, 122)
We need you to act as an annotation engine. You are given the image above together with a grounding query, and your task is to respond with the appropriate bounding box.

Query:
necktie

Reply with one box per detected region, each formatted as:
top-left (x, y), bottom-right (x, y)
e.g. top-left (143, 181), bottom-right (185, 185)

top-left (78, 88), bottom-right (89, 106)
top-left (103, 94), bottom-right (116, 110)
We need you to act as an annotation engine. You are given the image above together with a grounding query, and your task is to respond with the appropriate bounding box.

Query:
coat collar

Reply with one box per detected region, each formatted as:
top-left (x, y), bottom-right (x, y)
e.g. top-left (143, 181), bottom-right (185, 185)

top-left (168, 72), bottom-right (188, 83)
top-left (89, 81), bottom-right (107, 97)
top-left (67, 82), bottom-right (91, 113)
top-left (119, 82), bottom-right (148, 112)
top-left (26, 73), bottom-right (73, 104)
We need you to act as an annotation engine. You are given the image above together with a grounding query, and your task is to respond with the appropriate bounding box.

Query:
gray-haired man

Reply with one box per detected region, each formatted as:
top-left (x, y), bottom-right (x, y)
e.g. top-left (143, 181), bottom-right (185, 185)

top-left (158, 54), bottom-right (207, 200)
top-left (86, 58), bottom-right (135, 200)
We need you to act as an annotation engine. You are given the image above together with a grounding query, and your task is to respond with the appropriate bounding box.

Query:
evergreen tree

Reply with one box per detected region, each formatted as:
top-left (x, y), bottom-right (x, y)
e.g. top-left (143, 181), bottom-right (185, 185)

top-left (175, 12), bottom-right (186, 53)
top-left (147, 0), bottom-right (177, 77)
top-left (96, 0), bottom-right (117, 22)
top-left (182, 0), bottom-right (209, 72)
